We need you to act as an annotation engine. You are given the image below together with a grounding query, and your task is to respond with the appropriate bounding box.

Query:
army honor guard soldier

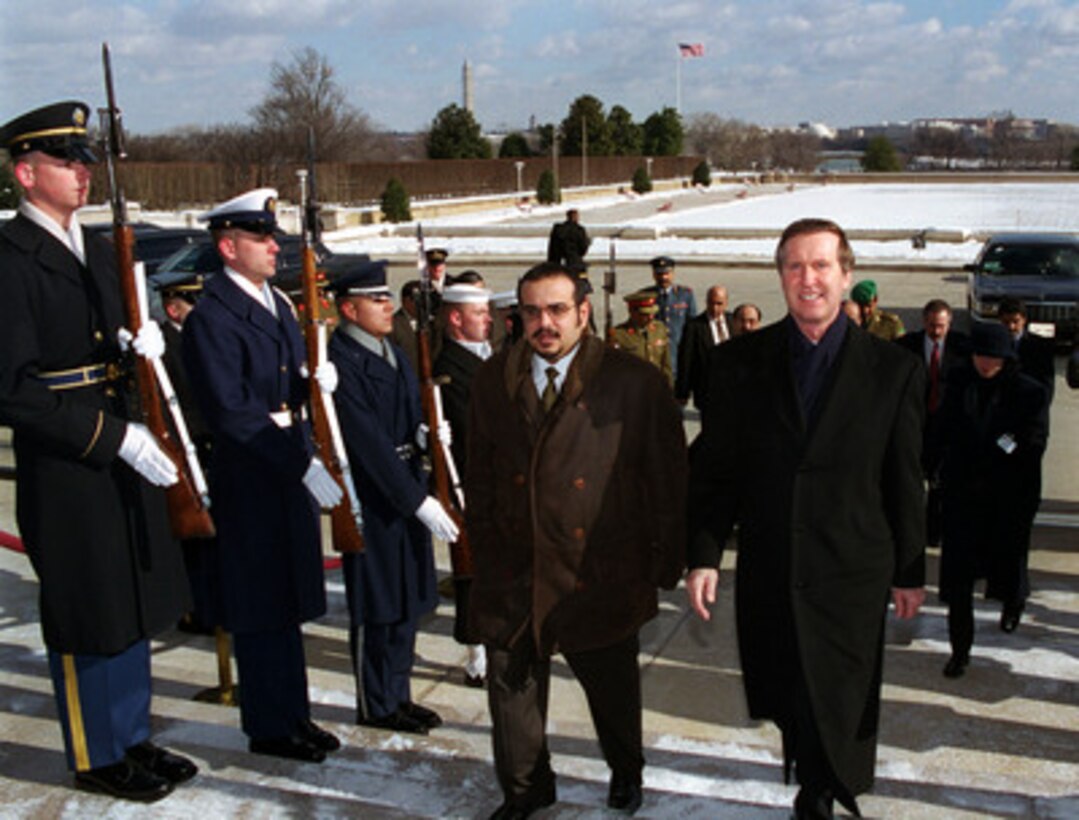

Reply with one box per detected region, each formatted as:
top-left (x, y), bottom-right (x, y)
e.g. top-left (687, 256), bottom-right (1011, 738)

top-left (181, 188), bottom-right (343, 763)
top-left (0, 102), bottom-right (197, 801)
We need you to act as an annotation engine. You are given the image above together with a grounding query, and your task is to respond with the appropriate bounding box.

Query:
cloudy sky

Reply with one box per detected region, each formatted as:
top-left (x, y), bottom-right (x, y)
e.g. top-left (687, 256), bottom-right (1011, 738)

top-left (2, 0), bottom-right (1077, 136)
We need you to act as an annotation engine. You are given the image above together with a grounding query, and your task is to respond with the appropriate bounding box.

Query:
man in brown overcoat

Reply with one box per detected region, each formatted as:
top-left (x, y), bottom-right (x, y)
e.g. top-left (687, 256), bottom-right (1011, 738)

top-left (466, 261), bottom-right (687, 819)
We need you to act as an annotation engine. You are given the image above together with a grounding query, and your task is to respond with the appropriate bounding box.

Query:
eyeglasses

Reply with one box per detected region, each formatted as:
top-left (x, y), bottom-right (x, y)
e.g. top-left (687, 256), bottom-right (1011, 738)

top-left (520, 302), bottom-right (575, 320)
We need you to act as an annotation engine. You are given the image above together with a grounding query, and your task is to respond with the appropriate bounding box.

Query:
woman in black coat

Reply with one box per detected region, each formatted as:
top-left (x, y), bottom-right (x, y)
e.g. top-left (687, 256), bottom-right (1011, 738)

top-left (934, 323), bottom-right (1049, 678)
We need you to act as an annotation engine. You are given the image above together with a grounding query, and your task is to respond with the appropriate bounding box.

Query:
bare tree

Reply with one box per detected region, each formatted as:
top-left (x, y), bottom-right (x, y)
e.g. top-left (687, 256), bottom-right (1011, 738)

top-left (250, 46), bottom-right (382, 163)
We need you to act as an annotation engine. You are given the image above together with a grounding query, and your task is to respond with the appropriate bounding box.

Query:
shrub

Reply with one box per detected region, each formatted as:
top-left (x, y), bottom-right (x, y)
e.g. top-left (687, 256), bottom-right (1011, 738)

top-left (536, 169), bottom-right (560, 205)
top-left (631, 166), bottom-right (653, 194)
top-left (692, 160), bottom-right (712, 187)
top-left (380, 178), bottom-right (411, 223)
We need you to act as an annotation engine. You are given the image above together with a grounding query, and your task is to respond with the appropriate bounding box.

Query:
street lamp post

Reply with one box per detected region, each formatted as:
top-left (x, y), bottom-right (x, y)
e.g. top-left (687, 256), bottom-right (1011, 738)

top-left (514, 161), bottom-right (525, 194)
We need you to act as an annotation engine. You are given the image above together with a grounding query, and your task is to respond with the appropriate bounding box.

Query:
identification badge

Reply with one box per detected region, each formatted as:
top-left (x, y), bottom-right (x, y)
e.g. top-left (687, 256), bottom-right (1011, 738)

top-left (997, 433), bottom-right (1017, 454)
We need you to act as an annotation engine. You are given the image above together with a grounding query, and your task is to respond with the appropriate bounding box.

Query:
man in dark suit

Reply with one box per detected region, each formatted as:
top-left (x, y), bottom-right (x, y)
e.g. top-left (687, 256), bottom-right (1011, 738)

top-left (433, 283), bottom-right (494, 687)
top-left (675, 284), bottom-right (730, 409)
top-left (896, 299), bottom-right (971, 546)
top-left (0, 101), bottom-right (195, 801)
top-left (998, 297), bottom-right (1055, 400)
top-left (328, 260), bottom-right (458, 735)
top-left (182, 188), bottom-right (343, 763)
top-left (687, 218), bottom-right (926, 819)
top-left (389, 279), bottom-right (422, 375)
top-left (467, 262), bottom-right (687, 818)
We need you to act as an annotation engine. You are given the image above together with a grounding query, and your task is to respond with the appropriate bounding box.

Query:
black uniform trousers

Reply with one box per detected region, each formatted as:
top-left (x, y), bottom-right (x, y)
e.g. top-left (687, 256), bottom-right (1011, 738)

top-left (232, 627), bottom-right (311, 740)
top-left (486, 631), bottom-right (643, 800)
top-left (47, 640), bottom-right (151, 772)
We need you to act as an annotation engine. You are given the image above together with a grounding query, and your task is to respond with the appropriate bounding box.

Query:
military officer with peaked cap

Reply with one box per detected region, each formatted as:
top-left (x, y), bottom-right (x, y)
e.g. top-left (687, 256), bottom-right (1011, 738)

top-left (181, 188), bottom-right (343, 762)
top-left (327, 259), bottom-right (456, 734)
top-left (0, 101), bottom-right (196, 800)
top-left (607, 290), bottom-right (673, 386)
top-left (645, 255), bottom-right (697, 382)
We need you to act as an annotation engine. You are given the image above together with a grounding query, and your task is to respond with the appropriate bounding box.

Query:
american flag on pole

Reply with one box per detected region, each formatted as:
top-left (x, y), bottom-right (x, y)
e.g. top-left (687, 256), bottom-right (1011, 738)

top-left (679, 42), bottom-right (704, 57)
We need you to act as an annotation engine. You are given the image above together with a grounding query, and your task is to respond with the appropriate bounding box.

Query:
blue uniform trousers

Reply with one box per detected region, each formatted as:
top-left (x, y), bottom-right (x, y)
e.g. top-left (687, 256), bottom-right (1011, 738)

top-left (47, 640), bottom-right (151, 772)
top-left (349, 618), bottom-right (419, 721)
top-left (232, 626), bottom-right (311, 739)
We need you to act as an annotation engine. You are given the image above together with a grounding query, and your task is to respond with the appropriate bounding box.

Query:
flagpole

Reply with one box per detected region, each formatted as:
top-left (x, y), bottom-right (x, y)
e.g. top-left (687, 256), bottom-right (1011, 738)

top-left (676, 46), bottom-right (682, 114)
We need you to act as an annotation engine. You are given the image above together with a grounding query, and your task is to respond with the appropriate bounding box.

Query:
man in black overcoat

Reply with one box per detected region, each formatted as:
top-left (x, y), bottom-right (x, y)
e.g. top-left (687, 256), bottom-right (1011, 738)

top-left (182, 188), bottom-right (343, 763)
top-left (687, 218), bottom-right (926, 819)
top-left (933, 323), bottom-right (1049, 677)
top-left (0, 102), bottom-right (195, 801)
top-left (546, 208), bottom-right (590, 269)
top-left (327, 260), bottom-right (458, 735)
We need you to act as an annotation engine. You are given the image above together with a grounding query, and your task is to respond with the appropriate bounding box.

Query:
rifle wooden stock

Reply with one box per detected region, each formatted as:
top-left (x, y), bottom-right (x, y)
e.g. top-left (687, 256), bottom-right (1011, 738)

top-left (417, 328), bottom-right (473, 579)
top-left (300, 246), bottom-right (364, 554)
top-left (114, 225), bottom-right (215, 540)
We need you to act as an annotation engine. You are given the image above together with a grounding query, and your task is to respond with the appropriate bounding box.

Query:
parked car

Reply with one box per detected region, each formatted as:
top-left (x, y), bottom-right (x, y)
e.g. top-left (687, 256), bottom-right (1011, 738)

top-left (966, 233), bottom-right (1079, 344)
top-left (149, 233), bottom-right (369, 318)
top-left (85, 222), bottom-right (207, 275)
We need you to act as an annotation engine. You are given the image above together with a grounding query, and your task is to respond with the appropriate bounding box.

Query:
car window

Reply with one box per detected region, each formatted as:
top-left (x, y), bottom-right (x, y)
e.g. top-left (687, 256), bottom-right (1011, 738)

top-left (981, 244), bottom-right (1079, 278)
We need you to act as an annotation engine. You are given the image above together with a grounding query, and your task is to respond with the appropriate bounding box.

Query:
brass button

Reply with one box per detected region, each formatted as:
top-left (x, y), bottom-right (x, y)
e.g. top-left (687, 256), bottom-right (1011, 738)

top-left (280, 402), bottom-right (288, 410)
top-left (280, 365), bottom-right (287, 373)
top-left (92, 330), bottom-right (104, 342)
top-left (104, 387), bottom-right (116, 398)
top-left (573, 477), bottom-right (585, 490)
top-left (572, 527), bottom-right (585, 540)
top-left (513, 474), bottom-right (526, 486)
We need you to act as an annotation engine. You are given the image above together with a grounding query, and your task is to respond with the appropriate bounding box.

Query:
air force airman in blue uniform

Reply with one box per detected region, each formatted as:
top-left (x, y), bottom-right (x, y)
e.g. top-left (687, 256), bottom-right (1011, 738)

top-left (328, 260), bottom-right (457, 735)
top-left (181, 189), bottom-right (343, 763)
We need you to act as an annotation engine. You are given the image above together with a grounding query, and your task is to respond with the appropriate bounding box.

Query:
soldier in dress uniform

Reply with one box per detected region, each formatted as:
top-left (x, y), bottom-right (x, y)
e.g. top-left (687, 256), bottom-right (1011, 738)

top-left (644, 255), bottom-right (697, 381)
top-left (426, 247), bottom-right (450, 293)
top-left (327, 260), bottom-right (458, 734)
top-left (0, 101), bottom-right (196, 801)
top-left (155, 274), bottom-right (217, 634)
top-left (607, 291), bottom-right (673, 386)
top-left (181, 188), bottom-right (343, 763)
top-left (851, 279), bottom-right (905, 341)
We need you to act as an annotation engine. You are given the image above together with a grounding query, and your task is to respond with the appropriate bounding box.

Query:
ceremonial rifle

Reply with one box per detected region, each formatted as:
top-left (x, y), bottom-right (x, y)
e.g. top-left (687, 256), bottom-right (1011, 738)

top-left (100, 42), bottom-right (214, 540)
top-left (415, 225), bottom-right (473, 578)
top-left (603, 237), bottom-right (618, 338)
top-left (298, 129), bottom-right (365, 553)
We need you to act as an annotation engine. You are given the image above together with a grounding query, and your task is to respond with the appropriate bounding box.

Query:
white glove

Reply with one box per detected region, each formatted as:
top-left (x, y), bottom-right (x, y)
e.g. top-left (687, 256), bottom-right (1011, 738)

top-left (415, 420), bottom-right (452, 451)
top-left (118, 323), bottom-right (166, 360)
top-left (303, 456), bottom-right (343, 508)
top-left (314, 361), bottom-right (338, 395)
top-left (415, 496), bottom-right (459, 542)
top-left (118, 423), bottom-right (179, 487)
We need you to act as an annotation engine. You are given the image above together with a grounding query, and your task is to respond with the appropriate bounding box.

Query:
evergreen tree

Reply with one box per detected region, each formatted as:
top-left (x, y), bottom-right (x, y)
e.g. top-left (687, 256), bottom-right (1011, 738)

top-left (427, 104), bottom-right (492, 159)
top-left (607, 105), bottom-right (642, 156)
top-left (380, 178), bottom-right (412, 222)
top-left (498, 132), bottom-right (532, 158)
top-left (642, 107), bottom-right (684, 156)
top-left (1071, 144), bottom-right (1079, 171)
top-left (536, 169), bottom-right (560, 204)
top-left (631, 166), bottom-right (653, 194)
top-left (0, 163), bottom-right (19, 209)
top-left (559, 95), bottom-right (613, 156)
top-left (861, 136), bottom-right (903, 172)
top-left (692, 160), bottom-right (712, 187)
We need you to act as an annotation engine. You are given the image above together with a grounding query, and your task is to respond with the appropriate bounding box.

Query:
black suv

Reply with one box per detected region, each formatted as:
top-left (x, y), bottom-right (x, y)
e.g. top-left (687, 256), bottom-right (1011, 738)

top-left (966, 233), bottom-right (1079, 344)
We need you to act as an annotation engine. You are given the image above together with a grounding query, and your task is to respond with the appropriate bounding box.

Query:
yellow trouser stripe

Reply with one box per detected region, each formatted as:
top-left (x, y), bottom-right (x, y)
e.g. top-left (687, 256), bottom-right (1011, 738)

top-left (61, 654), bottom-right (91, 771)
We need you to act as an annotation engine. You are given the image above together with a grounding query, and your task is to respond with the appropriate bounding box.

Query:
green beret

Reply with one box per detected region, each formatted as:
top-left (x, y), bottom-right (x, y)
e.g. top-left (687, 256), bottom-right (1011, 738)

top-left (850, 279), bottom-right (878, 305)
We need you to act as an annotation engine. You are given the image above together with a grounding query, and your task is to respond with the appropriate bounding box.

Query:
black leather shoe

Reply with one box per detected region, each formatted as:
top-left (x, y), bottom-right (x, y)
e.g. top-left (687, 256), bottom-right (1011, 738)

top-left (488, 782), bottom-right (556, 819)
top-left (249, 735), bottom-right (326, 763)
top-left (943, 654), bottom-right (969, 678)
top-left (297, 719), bottom-right (341, 752)
top-left (126, 740), bottom-right (198, 784)
top-left (608, 773), bottom-right (643, 814)
top-left (75, 758), bottom-right (173, 802)
top-left (402, 701), bottom-right (443, 729)
top-left (1000, 603), bottom-right (1024, 633)
top-left (360, 708), bottom-right (429, 735)
top-left (793, 786), bottom-right (834, 819)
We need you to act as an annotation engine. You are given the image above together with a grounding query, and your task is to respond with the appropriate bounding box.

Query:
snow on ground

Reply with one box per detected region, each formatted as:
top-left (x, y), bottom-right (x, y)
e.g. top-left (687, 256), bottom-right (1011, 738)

top-left (323, 182), bottom-right (1079, 265)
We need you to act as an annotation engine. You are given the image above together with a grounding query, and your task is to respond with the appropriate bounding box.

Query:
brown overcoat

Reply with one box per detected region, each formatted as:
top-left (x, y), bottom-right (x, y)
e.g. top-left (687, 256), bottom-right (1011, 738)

top-left (465, 333), bottom-right (686, 656)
